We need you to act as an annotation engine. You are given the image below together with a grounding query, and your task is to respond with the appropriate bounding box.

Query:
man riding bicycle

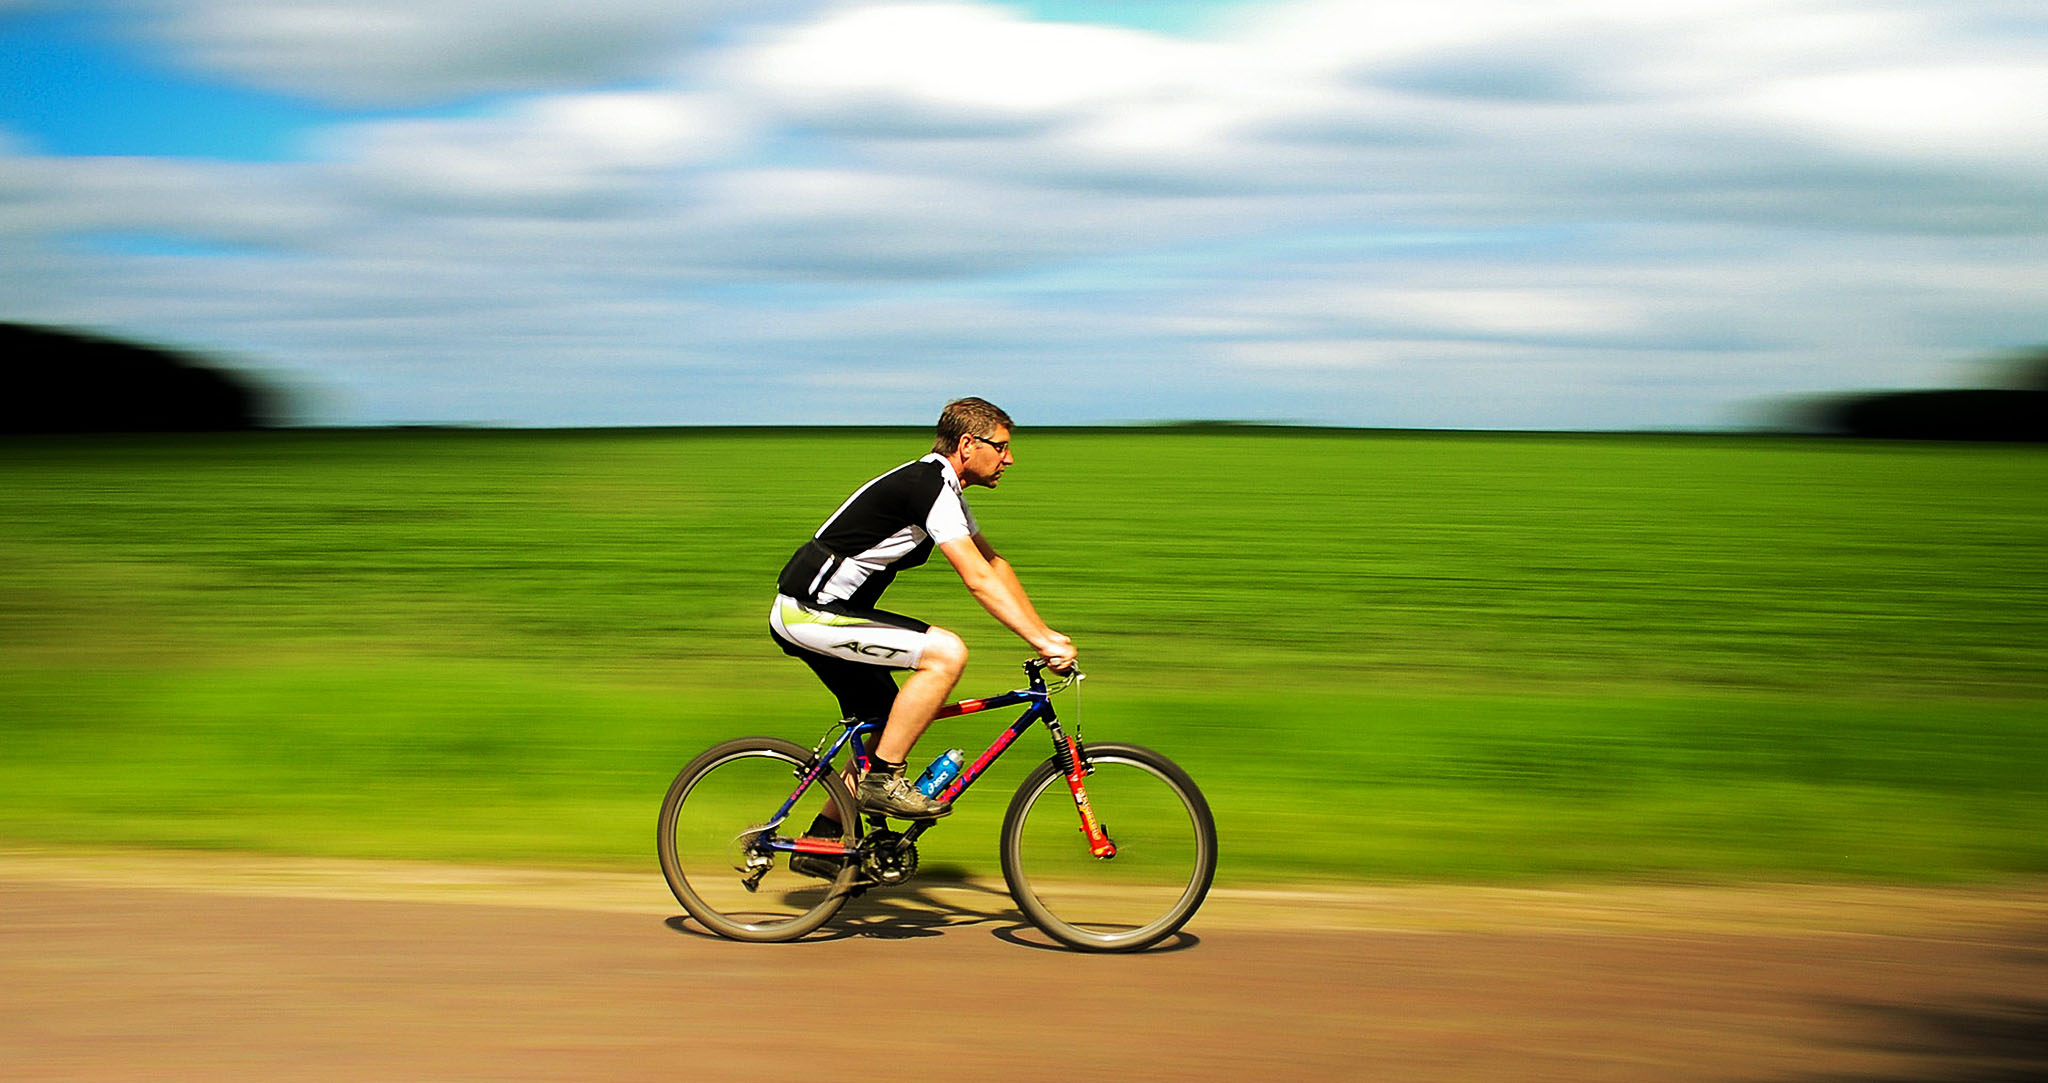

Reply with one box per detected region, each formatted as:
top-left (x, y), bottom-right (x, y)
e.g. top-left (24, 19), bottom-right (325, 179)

top-left (770, 397), bottom-right (1078, 823)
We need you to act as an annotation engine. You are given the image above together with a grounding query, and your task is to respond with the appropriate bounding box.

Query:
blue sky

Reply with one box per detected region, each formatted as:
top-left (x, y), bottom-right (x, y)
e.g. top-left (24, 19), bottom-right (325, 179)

top-left (3, 0), bottom-right (2045, 428)
top-left (3, 9), bottom-right (321, 158)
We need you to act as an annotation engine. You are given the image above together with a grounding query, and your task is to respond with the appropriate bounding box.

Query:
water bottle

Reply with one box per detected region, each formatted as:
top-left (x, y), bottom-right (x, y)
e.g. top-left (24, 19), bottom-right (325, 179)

top-left (915, 748), bottom-right (964, 797)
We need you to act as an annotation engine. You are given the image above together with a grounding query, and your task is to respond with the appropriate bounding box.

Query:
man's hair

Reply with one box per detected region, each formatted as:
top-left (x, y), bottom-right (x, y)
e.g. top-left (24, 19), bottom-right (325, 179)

top-left (934, 397), bottom-right (1013, 453)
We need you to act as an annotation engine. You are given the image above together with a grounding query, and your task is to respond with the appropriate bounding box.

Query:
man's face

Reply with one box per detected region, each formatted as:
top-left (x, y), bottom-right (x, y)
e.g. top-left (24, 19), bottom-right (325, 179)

top-left (959, 425), bottom-right (1014, 488)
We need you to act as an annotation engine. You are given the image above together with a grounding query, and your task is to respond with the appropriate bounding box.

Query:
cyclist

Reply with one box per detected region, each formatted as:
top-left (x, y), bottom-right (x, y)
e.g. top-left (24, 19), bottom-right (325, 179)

top-left (770, 397), bottom-right (1078, 827)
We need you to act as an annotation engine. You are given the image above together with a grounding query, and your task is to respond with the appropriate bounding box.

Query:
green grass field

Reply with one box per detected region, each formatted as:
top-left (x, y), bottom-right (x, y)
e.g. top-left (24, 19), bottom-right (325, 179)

top-left (2, 428), bottom-right (2043, 885)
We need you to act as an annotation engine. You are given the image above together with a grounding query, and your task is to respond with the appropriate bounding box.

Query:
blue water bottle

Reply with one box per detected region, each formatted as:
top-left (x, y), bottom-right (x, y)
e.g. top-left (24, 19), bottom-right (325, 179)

top-left (915, 748), bottom-right (965, 797)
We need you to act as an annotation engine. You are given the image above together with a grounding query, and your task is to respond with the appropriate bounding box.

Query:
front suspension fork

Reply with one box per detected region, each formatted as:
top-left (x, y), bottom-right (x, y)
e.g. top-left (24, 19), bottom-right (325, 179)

top-left (1050, 726), bottom-right (1117, 859)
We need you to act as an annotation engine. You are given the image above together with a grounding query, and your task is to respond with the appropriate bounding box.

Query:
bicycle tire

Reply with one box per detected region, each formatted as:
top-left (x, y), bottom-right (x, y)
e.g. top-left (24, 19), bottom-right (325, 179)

top-left (999, 741), bottom-right (1217, 952)
top-left (658, 736), bottom-right (858, 942)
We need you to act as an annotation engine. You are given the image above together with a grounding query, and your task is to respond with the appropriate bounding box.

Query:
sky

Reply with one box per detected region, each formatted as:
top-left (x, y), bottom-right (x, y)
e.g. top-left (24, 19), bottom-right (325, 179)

top-left (2, 0), bottom-right (2045, 429)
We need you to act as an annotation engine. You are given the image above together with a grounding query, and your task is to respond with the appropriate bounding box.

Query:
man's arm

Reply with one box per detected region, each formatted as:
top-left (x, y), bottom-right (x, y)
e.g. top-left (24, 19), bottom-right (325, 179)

top-left (938, 533), bottom-right (1075, 667)
top-left (973, 533), bottom-right (1048, 630)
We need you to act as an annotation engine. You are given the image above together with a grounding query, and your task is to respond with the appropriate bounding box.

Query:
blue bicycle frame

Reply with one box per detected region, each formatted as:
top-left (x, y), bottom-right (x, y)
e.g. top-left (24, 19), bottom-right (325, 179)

top-left (764, 659), bottom-right (1115, 862)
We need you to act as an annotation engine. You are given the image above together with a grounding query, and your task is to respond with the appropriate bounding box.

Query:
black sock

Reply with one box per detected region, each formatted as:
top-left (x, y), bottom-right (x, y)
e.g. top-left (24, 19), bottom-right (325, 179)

top-left (871, 756), bottom-right (905, 776)
top-left (806, 812), bottom-right (840, 838)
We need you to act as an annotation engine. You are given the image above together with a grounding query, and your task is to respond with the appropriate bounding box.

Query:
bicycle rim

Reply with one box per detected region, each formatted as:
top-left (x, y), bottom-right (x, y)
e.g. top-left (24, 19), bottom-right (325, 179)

top-left (1000, 742), bottom-right (1216, 952)
top-left (658, 738), bottom-right (856, 942)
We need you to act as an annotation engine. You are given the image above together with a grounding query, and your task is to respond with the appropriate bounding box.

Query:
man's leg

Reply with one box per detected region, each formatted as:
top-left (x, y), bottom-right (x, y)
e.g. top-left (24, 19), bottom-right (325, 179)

top-left (804, 632), bottom-right (965, 838)
top-left (873, 627), bottom-right (967, 764)
top-left (853, 628), bottom-right (967, 819)
top-left (787, 624), bottom-right (967, 836)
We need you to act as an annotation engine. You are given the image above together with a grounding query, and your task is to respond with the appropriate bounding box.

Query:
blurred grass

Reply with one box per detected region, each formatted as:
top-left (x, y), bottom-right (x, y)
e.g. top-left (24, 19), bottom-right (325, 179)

top-left (1, 428), bottom-right (2044, 885)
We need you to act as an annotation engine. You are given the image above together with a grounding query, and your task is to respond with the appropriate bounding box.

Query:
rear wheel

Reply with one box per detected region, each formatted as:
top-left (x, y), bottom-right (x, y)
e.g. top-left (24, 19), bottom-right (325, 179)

top-left (658, 737), bottom-right (858, 942)
top-left (999, 741), bottom-right (1216, 952)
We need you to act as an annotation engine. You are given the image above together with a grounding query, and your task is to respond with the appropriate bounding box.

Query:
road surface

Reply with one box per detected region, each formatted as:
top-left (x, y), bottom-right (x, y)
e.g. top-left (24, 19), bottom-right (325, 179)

top-left (4, 851), bottom-right (2043, 1081)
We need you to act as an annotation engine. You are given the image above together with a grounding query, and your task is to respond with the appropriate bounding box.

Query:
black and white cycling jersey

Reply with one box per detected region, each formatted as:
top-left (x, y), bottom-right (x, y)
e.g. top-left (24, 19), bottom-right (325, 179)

top-left (776, 453), bottom-right (979, 610)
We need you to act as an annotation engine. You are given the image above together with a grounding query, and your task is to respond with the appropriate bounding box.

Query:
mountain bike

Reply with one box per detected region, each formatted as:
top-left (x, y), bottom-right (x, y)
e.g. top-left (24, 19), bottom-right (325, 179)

top-left (658, 659), bottom-right (1216, 952)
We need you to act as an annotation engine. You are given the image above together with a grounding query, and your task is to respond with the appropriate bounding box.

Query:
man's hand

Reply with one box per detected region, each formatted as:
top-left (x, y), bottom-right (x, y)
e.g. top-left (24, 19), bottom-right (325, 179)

top-left (1037, 631), bottom-right (1078, 674)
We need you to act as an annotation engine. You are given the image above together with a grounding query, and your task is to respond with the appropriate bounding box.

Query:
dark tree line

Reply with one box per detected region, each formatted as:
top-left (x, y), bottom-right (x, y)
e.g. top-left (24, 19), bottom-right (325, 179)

top-left (2, 322), bottom-right (282, 433)
top-left (1801, 350), bottom-right (2047, 442)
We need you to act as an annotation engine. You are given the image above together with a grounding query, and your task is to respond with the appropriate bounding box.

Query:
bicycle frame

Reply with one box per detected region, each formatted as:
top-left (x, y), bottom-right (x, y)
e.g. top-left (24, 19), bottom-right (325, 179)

top-left (766, 659), bottom-right (1117, 864)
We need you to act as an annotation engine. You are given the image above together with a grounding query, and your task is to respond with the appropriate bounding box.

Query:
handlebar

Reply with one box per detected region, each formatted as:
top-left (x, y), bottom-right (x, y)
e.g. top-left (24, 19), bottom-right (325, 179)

top-left (1024, 656), bottom-right (1084, 689)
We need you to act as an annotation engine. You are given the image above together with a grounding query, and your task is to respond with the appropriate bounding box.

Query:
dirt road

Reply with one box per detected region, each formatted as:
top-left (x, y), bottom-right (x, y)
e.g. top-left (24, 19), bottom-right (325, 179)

top-left (4, 851), bottom-right (2043, 1081)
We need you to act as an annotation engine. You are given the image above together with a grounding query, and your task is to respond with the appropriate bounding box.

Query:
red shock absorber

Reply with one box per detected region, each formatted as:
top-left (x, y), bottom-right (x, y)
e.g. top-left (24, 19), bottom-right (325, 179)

top-left (1060, 734), bottom-right (1117, 859)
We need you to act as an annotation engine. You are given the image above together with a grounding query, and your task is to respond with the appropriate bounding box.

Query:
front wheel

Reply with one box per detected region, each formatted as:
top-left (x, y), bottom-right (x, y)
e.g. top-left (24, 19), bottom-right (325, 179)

top-left (658, 736), bottom-right (858, 942)
top-left (999, 742), bottom-right (1217, 952)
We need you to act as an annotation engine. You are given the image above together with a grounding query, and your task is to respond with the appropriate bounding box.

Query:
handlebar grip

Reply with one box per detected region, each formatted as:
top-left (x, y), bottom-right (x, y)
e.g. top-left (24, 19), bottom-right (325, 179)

top-left (1026, 656), bottom-right (1081, 679)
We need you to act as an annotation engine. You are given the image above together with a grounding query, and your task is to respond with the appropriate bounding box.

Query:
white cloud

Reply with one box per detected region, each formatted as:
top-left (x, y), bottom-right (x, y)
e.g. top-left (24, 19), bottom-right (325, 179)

top-left (137, 0), bottom-right (763, 105)
top-left (1735, 62), bottom-right (2048, 169)
top-left (110, 0), bottom-right (2048, 224)
top-left (0, 150), bottom-right (349, 247)
top-left (727, 2), bottom-right (1207, 133)
top-left (1215, 338), bottom-right (1408, 370)
top-left (321, 91), bottom-right (751, 208)
top-left (9, 0), bottom-right (2047, 428)
top-left (1372, 288), bottom-right (1649, 340)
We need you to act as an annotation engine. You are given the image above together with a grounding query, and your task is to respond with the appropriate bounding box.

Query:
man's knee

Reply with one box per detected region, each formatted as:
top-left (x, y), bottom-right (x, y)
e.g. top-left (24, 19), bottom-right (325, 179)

top-left (920, 627), bottom-right (967, 673)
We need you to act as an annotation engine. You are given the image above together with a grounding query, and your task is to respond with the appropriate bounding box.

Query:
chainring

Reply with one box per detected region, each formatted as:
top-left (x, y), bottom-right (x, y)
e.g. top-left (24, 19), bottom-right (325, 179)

top-left (859, 828), bottom-right (920, 885)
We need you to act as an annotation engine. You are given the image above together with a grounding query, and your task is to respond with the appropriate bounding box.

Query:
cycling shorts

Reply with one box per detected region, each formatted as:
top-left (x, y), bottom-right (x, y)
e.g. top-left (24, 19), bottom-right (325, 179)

top-left (770, 595), bottom-right (934, 668)
top-left (769, 595), bottom-right (934, 721)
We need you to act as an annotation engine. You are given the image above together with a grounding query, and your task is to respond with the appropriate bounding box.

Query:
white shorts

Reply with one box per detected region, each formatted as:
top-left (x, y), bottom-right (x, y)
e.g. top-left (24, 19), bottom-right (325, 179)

top-left (769, 595), bottom-right (933, 670)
